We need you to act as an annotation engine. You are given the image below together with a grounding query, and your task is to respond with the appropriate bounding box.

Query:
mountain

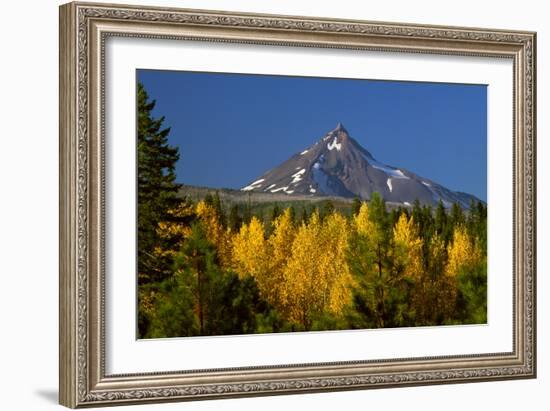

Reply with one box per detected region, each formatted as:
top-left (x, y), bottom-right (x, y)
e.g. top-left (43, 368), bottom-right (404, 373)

top-left (240, 123), bottom-right (482, 209)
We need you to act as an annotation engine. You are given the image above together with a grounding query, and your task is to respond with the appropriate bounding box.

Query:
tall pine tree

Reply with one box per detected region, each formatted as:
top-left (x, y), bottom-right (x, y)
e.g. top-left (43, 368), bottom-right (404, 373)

top-left (137, 82), bottom-right (181, 284)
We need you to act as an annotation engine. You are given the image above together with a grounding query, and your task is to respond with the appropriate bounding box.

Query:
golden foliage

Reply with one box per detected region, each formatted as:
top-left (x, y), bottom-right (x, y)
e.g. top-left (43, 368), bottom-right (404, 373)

top-left (149, 195), bottom-right (487, 331)
top-left (283, 211), bottom-right (353, 328)
top-left (393, 213), bottom-right (423, 280)
top-left (196, 200), bottom-right (233, 268)
top-left (353, 202), bottom-right (375, 237)
top-left (266, 209), bottom-right (296, 311)
top-left (322, 212), bottom-right (354, 314)
top-left (232, 216), bottom-right (268, 281)
top-left (446, 225), bottom-right (481, 277)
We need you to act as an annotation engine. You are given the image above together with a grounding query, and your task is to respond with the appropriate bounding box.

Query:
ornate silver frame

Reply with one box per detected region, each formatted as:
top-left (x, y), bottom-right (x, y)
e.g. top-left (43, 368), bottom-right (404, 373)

top-left (59, 2), bottom-right (536, 408)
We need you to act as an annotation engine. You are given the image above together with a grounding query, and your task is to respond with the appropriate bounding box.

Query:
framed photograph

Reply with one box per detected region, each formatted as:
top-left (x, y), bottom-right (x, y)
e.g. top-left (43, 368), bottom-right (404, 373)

top-left (59, 2), bottom-right (536, 408)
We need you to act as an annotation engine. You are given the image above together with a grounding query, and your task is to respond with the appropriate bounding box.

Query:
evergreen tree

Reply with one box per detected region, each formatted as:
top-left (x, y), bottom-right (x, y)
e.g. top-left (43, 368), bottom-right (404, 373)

top-left (288, 205), bottom-right (297, 225)
top-left (206, 271), bottom-right (274, 335)
top-left (212, 191), bottom-right (226, 228)
top-left (228, 204), bottom-right (242, 232)
top-left (173, 222), bottom-right (218, 335)
top-left (137, 82), bottom-right (181, 284)
top-left (454, 257), bottom-right (487, 324)
top-left (425, 232), bottom-right (452, 324)
top-left (449, 202), bottom-right (465, 228)
top-left (388, 207), bottom-right (403, 230)
top-left (299, 206), bottom-right (309, 225)
top-left (242, 193), bottom-right (252, 224)
top-left (166, 221), bottom-right (277, 337)
top-left (320, 200), bottom-right (335, 220)
top-left (203, 193), bottom-right (214, 206)
top-left (348, 194), bottom-right (406, 328)
top-left (467, 201), bottom-right (487, 253)
top-left (411, 200), bottom-right (424, 232)
top-left (271, 203), bottom-right (282, 223)
top-left (140, 273), bottom-right (198, 338)
top-left (351, 197), bottom-right (362, 216)
top-left (434, 200), bottom-right (447, 240)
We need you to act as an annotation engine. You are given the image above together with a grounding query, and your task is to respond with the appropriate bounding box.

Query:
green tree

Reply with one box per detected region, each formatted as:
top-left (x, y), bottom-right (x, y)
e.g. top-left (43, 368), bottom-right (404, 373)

top-left (139, 274), bottom-right (198, 338)
top-left (172, 221), bottom-right (277, 336)
top-left (288, 205), bottom-right (297, 225)
top-left (271, 203), bottom-right (282, 223)
top-left (212, 192), bottom-right (226, 228)
top-left (228, 204), bottom-right (242, 232)
top-left (299, 206), bottom-right (309, 225)
top-left (320, 200), bottom-right (335, 220)
top-left (351, 196), bottom-right (362, 216)
top-left (204, 270), bottom-right (275, 336)
top-left (243, 193), bottom-right (252, 224)
top-left (467, 200), bottom-right (487, 253)
top-left (434, 200), bottom-right (447, 240)
top-left (174, 222), bottom-right (218, 334)
top-left (454, 257), bottom-right (487, 324)
top-left (347, 194), bottom-right (410, 328)
top-left (137, 82), bottom-right (181, 284)
top-left (204, 193), bottom-right (214, 206)
top-left (449, 202), bottom-right (465, 228)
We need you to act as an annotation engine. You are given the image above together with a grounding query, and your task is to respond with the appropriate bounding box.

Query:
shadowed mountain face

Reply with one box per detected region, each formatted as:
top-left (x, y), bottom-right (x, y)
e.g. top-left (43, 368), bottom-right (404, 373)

top-left (241, 123), bottom-right (482, 209)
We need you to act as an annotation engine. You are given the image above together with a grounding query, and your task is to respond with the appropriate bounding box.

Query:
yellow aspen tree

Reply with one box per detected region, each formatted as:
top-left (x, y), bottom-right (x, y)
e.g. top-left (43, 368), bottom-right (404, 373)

top-left (266, 209), bottom-right (296, 313)
top-left (444, 225), bottom-right (483, 321)
top-left (195, 200), bottom-right (233, 268)
top-left (392, 213), bottom-right (423, 280)
top-left (283, 211), bottom-right (323, 327)
top-left (283, 211), bottom-right (352, 329)
top-left (446, 225), bottom-right (481, 278)
top-left (353, 202), bottom-right (375, 237)
top-left (231, 216), bottom-right (268, 282)
top-left (321, 212), bottom-right (354, 315)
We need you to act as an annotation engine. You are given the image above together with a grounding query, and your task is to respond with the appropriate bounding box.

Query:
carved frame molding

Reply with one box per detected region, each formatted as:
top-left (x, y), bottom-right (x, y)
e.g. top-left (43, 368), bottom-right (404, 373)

top-left (59, 2), bottom-right (536, 408)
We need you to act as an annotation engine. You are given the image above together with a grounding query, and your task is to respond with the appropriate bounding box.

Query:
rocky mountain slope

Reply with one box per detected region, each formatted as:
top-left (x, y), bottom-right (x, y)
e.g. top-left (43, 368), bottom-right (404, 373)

top-left (241, 123), bottom-right (481, 208)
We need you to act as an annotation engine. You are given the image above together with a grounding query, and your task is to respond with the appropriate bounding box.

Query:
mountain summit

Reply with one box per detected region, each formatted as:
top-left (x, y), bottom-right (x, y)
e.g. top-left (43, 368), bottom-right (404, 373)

top-left (241, 124), bottom-right (481, 208)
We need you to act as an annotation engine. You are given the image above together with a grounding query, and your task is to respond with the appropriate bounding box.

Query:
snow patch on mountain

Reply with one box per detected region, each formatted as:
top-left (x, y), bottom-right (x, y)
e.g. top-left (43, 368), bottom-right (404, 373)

top-left (291, 169), bottom-right (306, 184)
top-left (241, 178), bottom-right (265, 191)
top-left (387, 178), bottom-right (393, 192)
top-left (374, 165), bottom-right (406, 179)
top-left (327, 137), bottom-right (342, 151)
top-left (363, 152), bottom-right (408, 179)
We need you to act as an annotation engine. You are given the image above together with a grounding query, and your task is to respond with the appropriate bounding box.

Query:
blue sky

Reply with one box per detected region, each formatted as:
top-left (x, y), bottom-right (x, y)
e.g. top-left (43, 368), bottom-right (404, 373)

top-left (137, 70), bottom-right (487, 201)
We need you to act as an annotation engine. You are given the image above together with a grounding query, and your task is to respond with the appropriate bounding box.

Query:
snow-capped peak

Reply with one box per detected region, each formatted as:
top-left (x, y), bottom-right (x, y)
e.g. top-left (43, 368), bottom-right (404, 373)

top-left (239, 124), bottom-right (482, 209)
